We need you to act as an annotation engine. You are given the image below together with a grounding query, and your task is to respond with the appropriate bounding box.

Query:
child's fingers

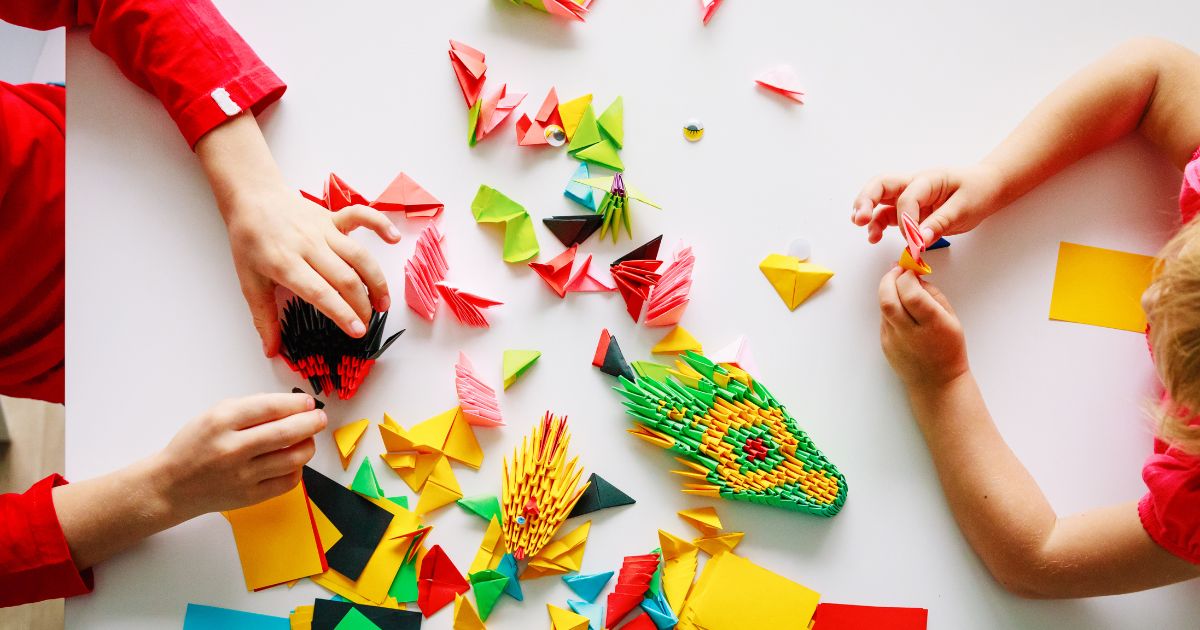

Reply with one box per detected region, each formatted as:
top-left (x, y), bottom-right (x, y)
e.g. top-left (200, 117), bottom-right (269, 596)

top-left (866, 204), bottom-right (897, 244)
top-left (895, 174), bottom-right (936, 226)
top-left (240, 408), bottom-right (327, 456)
top-left (250, 437), bottom-right (317, 481)
top-left (917, 194), bottom-right (967, 245)
top-left (878, 267), bottom-right (916, 325)
top-left (251, 470), bottom-right (303, 504)
top-left (280, 259), bottom-right (366, 338)
top-left (853, 174), bottom-right (912, 225)
top-left (331, 205), bottom-right (401, 244)
top-left (306, 248), bottom-right (372, 326)
top-left (240, 277), bottom-right (281, 358)
top-left (217, 392), bottom-right (315, 430)
top-left (922, 280), bottom-right (958, 316)
top-left (896, 270), bottom-right (946, 325)
top-left (328, 233), bottom-right (391, 313)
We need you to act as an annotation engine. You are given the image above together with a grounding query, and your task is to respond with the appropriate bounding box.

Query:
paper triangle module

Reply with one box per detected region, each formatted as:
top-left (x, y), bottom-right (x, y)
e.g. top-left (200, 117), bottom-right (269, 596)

top-left (457, 494), bottom-right (502, 522)
top-left (279, 298), bottom-right (404, 400)
top-left (899, 248), bottom-right (932, 275)
top-left (592, 329), bottom-right (636, 382)
top-left (567, 599), bottom-right (604, 630)
top-left (455, 352), bottom-right (503, 427)
top-left (472, 84), bottom-right (526, 145)
top-left (652, 326), bottom-right (702, 354)
top-left (755, 64), bottom-right (806, 103)
top-left (544, 214), bottom-right (603, 247)
top-left (501, 350), bottom-right (541, 389)
top-left (468, 518), bottom-right (508, 574)
top-left (522, 520), bottom-right (592, 579)
top-left (709, 335), bottom-right (760, 376)
top-left (564, 254), bottom-right (615, 293)
top-left (658, 530), bottom-right (698, 615)
top-left (414, 456), bottom-right (463, 516)
top-left (607, 552), bottom-right (660, 628)
top-left (575, 136), bottom-right (624, 171)
top-left (435, 283), bottom-right (503, 328)
top-left (563, 571), bottom-right (614, 602)
top-left (452, 594), bottom-right (486, 630)
top-left (568, 472), bottom-right (636, 517)
top-left (759, 253), bottom-right (834, 310)
top-left (496, 553), bottom-right (524, 601)
top-left (351, 458), bottom-right (385, 499)
top-left (468, 568), bottom-right (509, 620)
top-left (677, 506), bottom-right (722, 537)
top-left (563, 163), bottom-right (602, 212)
top-left (558, 94), bottom-right (593, 140)
top-left (529, 246), bottom-right (579, 298)
top-left (510, 0), bottom-right (590, 21)
top-left (370, 172), bottom-right (443, 218)
top-left (417, 545), bottom-right (469, 617)
top-left (547, 604), bottom-right (590, 630)
top-left (333, 419), bottom-right (370, 470)
top-left (301, 172), bottom-right (370, 212)
top-left (597, 96), bottom-right (624, 148)
top-left (449, 40), bottom-right (486, 107)
top-left (566, 103), bottom-right (602, 153)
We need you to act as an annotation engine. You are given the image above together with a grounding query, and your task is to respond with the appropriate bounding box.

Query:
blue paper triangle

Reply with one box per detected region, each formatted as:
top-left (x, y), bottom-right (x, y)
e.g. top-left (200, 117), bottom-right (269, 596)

top-left (562, 571), bottom-right (614, 603)
top-left (496, 553), bottom-right (524, 601)
top-left (640, 589), bottom-right (678, 629)
top-left (564, 163), bottom-right (600, 211)
top-left (928, 237), bottom-right (951, 250)
top-left (567, 599), bottom-right (605, 630)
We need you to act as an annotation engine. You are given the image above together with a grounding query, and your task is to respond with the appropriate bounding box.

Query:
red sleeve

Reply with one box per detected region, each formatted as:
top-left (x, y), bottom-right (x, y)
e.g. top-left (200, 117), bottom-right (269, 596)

top-left (0, 475), bottom-right (93, 606)
top-left (0, 0), bottom-right (286, 149)
top-left (1139, 441), bottom-right (1200, 564)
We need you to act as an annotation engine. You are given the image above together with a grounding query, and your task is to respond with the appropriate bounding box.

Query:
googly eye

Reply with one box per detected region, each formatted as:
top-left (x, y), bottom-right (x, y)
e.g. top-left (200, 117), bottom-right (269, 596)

top-left (787, 238), bottom-right (811, 261)
top-left (515, 515), bottom-right (528, 526)
top-left (544, 125), bottom-right (567, 147)
top-left (683, 118), bottom-right (704, 142)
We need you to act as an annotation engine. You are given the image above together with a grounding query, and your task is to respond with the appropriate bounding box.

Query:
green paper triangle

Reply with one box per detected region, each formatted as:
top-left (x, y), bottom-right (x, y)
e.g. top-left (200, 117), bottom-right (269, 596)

top-left (457, 495), bottom-right (502, 522)
top-left (647, 547), bottom-right (663, 597)
top-left (597, 96), bottom-right (624, 148)
top-left (388, 555), bottom-right (419, 602)
top-left (469, 569), bottom-right (509, 621)
top-left (575, 138), bottom-right (624, 172)
top-left (467, 99), bottom-right (481, 147)
top-left (386, 495), bottom-right (409, 509)
top-left (502, 350), bottom-right (541, 389)
top-left (334, 607), bottom-right (381, 630)
top-left (351, 458), bottom-right (384, 499)
top-left (566, 104), bottom-right (602, 153)
top-left (501, 212), bottom-right (540, 263)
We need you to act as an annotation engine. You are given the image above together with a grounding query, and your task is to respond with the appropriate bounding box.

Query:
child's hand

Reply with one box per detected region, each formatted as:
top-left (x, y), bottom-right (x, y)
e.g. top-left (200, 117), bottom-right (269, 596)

top-left (149, 392), bottom-right (327, 520)
top-left (852, 164), bottom-right (1004, 246)
top-left (878, 267), bottom-right (970, 390)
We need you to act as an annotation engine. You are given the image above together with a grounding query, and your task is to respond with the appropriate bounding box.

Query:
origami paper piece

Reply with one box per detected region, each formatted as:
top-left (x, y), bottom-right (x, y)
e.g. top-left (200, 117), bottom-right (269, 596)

top-left (517, 89), bottom-right (563, 148)
top-left (899, 212), bottom-right (925, 263)
top-left (312, 493), bottom-right (425, 606)
top-left (567, 104), bottom-right (602, 153)
top-left (289, 605), bottom-right (314, 629)
top-left (811, 603), bottom-right (929, 629)
top-left (452, 594), bottom-right (486, 630)
top-left (548, 604), bottom-right (591, 630)
top-left (652, 327), bottom-right (702, 354)
top-left (545, 215), bottom-right (603, 248)
top-left (452, 352), bottom-right (504, 427)
top-left (683, 118), bottom-right (704, 142)
top-left (606, 553), bottom-right (660, 628)
top-left (568, 472), bottom-right (636, 518)
top-left (467, 99), bottom-right (482, 145)
top-left (331, 607), bottom-right (375, 630)
top-left (474, 84), bottom-right (527, 144)
top-left (621, 612), bottom-right (658, 630)
top-left (381, 407), bottom-right (483, 469)
top-left (496, 553), bottom-right (524, 600)
top-left (592, 329), bottom-right (636, 382)
top-left (603, 351), bottom-right (849, 516)
top-left (615, 235), bottom-right (663, 265)
top-left (388, 554), bottom-right (420, 603)
top-left (523, 520), bottom-right (592, 578)
top-left (468, 569), bottom-right (509, 620)
top-left (303, 467), bottom-right (393, 581)
top-left (755, 64), bottom-right (806, 103)
top-left (898, 248), bottom-right (932, 275)
top-left (222, 482), bottom-right (326, 591)
top-left (631, 361), bottom-right (671, 382)
top-left (291, 387), bottom-right (326, 410)
top-left (449, 40), bottom-right (486, 107)
top-left (501, 349), bottom-right (540, 389)
top-left (677, 552), bottom-right (820, 630)
top-left (402, 223), bottom-right (449, 321)
top-left (563, 163), bottom-right (602, 212)
top-left (575, 175), bottom-right (661, 242)
top-left (645, 244), bottom-right (695, 326)
top-left (640, 589), bottom-right (678, 629)
top-left (415, 456), bottom-right (464, 516)
top-left (457, 494), bottom-right (502, 522)
top-left (301, 173), bottom-right (372, 212)
top-left (510, 0), bottom-right (590, 21)
top-left (332, 419), bottom-right (370, 470)
top-left (568, 599), bottom-right (605, 630)
top-left (183, 603), bottom-right (288, 629)
top-left (470, 185), bottom-right (540, 262)
top-left (693, 532), bottom-right (744, 556)
top-left (677, 507), bottom-right (722, 536)
top-left (558, 94), bottom-right (594, 140)
top-left (564, 254), bottom-right (616, 293)
top-left (928, 236), bottom-right (951, 250)
top-left (658, 531), bottom-right (698, 615)
top-left (516, 113), bottom-right (551, 146)
top-left (700, 0), bottom-right (723, 24)
top-left (370, 172), bottom-right (443, 218)
top-left (351, 459), bottom-right (385, 499)
top-left (708, 335), bottom-right (759, 375)
top-left (1049, 242), bottom-right (1155, 333)
top-left (610, 236), bottom-right (665, 321)
top-left (759, 253), bottom-right (834, 310)
top-left (574, 136), bottom-right (624, 171)
top-left (417, 545), bottom-right (470, 617)
top-left (537, 87), bottom-right (565, 127)
top-left (280, 299), bottom-right (404, 400)
top-left (435, 283), bottom-right (503, 328)
top-left (597, 96), bottom-right (624, 148)
top-left (563, 571), bottom-right (614, 602)
top-left (469, 517), bottom-right (508, 574)
top-left (501, 413), bottom-right (589, 559)
top-left (530, 245), bottom-right (579, 298)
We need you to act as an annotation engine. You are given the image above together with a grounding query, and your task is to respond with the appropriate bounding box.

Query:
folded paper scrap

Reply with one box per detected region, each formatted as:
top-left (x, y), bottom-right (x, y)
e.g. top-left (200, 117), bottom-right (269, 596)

top-left (279, 298), bottom-right (404, 400)
top-left (301, 171), bottom-right (443, 218)
top-left (597, 348), bottom-right (847, 516)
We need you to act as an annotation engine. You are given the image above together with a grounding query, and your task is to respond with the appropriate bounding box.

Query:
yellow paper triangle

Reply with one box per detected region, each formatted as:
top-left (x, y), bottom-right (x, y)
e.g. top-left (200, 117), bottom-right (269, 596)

top-left (659, 530), bottom-right (699, 616)
top-left (652, 326), bottom-right (703, 354)
top-left (469, 517), bottom-right (509, 574)
top-left (310, 501), bottom-right (343, 551)
top-left (547, 604), bottom-right (591, 630)
top-left (415, 456), bottom-right (462, 515)
top-left (525, 520), bottom-right (591, 576)
top-left (380, 452), bottom-right (418, 471)
top-left (408, 407), bottom-right (458, 452)
top-left (677, 507), bottom-right (723, 537)
top-left (443, 408), bottom-right (484, 469)
top-left (693, 531), bottom-right (745, 556)
top-left (379, 421), bottom-right (418, 453)
top-left (759, 254), bottom-right (834, 310)
top-left (453, 594), bottom-right (486, 630)
top-left (898, 248), bottom-right (932, 275)
top-left (395, 452), bottom-right (443, 493)
top-left (383, 413), bottom-right (401, 429)
top-left (332, 419), bottom-right (370, 470)
top-left (557, 94), bottom-right (593, 140)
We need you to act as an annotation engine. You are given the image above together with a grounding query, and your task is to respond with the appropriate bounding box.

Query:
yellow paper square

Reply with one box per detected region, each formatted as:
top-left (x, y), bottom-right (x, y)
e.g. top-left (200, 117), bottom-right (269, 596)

top-left (680, 552), bottom-right (819, 630)
top-left (1049, 242), bottom-right (1156, 333)
top-left (223, 483), bottom-right (326, 591)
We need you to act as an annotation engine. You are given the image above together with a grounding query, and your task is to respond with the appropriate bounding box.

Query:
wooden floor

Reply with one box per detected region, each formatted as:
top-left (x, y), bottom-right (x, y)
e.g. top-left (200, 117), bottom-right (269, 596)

top-left (0, 396), bottom-right (66, 630)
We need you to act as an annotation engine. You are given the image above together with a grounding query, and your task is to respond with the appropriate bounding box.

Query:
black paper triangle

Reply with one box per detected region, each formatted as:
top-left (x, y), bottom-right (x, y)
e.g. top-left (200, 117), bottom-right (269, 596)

top-left (544, 215), bottom-right (604, 248)
top-left (302, 466), bottom-right (392, 581)
top-left (311, 598), bottom-right (422, 630)
top-left (600, 336), bottom-right (636, 382)
top-left (611, 235), bottom-right (663, 266)
top-left (569, 472), bottom-right (637, 518)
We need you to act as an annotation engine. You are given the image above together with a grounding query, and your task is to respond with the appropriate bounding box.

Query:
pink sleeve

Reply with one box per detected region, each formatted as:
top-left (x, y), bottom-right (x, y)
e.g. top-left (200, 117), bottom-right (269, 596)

top-left (1139, 444), bottom-right (1200, 564)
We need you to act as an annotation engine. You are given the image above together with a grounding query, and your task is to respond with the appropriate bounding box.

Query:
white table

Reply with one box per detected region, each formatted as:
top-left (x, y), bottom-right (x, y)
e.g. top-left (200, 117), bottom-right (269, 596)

top-left (65, 1), bottom-right (1200, 627)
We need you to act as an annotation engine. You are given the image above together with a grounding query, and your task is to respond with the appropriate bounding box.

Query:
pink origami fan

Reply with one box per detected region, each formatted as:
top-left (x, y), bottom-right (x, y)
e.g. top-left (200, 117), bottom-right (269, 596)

top-left (644, 244), bottom-right (695, 326)
top-left (755, 64), bottom-right (806, 104)
top-left (435, 282), bottom-right (503, 328)
top-left (899, 212), bottom-right (926, 263)
top-left (455, 352), bottom-right (502, 426)
top-left (449, 40), bottom-right (486, 107)
top-left (404, 224), bottom-right (449, 321)
top-left (475, 84), bottom-right (526, 143)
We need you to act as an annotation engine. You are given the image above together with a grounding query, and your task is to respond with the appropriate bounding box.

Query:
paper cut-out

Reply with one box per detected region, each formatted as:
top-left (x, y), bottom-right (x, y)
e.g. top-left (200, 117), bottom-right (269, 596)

top-left (435, 282), bottom-right (503, 328)
top-left (548, 604), bottom-right (591, 630)
top-left (333, 420), bottom-right (370, 470)
top-left (677, 552), bottom-right (820, 630)
top-left (558, 94), bottom-right (594, 140)
top-left (523, 520), bottom-right (592, 579)
top-left (755, 64), bottom-right (806, 103)
top-left (452, 594), bottom-right (486, 630)
top-left (568, 472), bottom-right (636, 517)
top-left (564, 163), bottom-right (602, 212)
top-left (567, 599), bottom-right (604, 630)
top-left (468, 568), bottom-right (509, 620)
top-left (302, 467), bottom-right (393, 581)
top-left (370, 172), bottom-right (443, 218)
top-left (313, 492), bottom-right (424, 606)
top-left (811, 602), bottom-right (929, 629)
top-left (351, 459), bottom-right (384, 499)
top-left (759, 253), bottom-right (834, 310)
top-left (280, 299), bottom-right (404, 400)
top-left (223, 481), bottom-right (326, 592)
top-left (592, 329), bottom-right (636, 382)
top-left (652, 327), bottom-right (702, 354)
top-left (658, 531), bottom-right (698, 615)
top-left (564, 571), bottom-right (614, 602)
top-left (456, 352), bottom-right (503, 427)
top-left (183, 603), bottom-right (288, 629)
top-left (645, 244), bottom-right (695, 326)
top-left (470, 185), bottom-right (540, 262)
top-left (502, 350), bottom-right (541, 389)
top-left (700, 0), bottom-right (723, 24)
top-left (602, 351), bottom-right (848, 516)
top-left (607, 552), bottom-right (660, 628)
top-left (1049, 242), bottom-right (1155, 333)
top-left (417, 545), bottom-right (469, 617)
top-left (449, 40), bottom-right (486, 107)
top-left (496, 553), bottom-right (524, 601)
top-left (501, 413), bottom-right (589, 559)
top-left (457, 494), bottom-right (502, 522)
top-left (545, 215), bottom-right (603, 247)
top-left (404, 224), bottom-right (448, 321)
top-left (311, 598), bottom-right (422, 630)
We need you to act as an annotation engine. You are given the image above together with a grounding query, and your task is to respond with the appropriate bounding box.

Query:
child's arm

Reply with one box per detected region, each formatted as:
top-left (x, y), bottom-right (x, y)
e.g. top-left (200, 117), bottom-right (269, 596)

top-left (878, 268), bottom-right (1200, 597)
top-left (853, 38), bottom-right (1200, 246)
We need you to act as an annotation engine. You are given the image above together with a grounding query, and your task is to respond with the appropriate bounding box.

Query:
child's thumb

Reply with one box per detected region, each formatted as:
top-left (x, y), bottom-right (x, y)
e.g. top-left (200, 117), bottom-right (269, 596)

top-left (918, 201), bottom-right (963, 245)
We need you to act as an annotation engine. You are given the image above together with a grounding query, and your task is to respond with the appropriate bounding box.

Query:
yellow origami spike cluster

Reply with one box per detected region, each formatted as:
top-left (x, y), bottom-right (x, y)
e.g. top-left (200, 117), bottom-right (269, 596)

top-left (377, 408), bottom-right (483, 515)
top-left (501, 412), bottom-right (590, 560)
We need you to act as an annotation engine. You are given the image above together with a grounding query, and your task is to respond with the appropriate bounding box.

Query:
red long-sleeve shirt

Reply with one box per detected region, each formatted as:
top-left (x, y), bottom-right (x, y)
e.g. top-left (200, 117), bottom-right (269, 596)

top-left (0, 0), bottom-right (284, 607)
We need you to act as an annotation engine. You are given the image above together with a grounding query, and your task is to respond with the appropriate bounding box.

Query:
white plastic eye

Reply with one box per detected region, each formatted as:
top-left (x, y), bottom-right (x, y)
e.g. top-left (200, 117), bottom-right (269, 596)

top-left (545, 125), bottom-right (567, 147)
top-left (787, 238), bottom-right (811, 261)
top-left (683, 118), bottom-right (704, 142)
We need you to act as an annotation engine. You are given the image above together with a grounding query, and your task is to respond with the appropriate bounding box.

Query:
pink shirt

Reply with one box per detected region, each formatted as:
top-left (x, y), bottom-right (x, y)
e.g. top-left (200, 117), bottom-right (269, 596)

top-left (1137, 146), bottom-right (1200, 564)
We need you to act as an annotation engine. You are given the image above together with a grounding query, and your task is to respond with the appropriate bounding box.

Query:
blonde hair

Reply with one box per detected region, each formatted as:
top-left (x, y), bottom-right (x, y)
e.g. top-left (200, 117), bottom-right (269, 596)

top-left (1147, 217), bottom-right (1200, 453)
